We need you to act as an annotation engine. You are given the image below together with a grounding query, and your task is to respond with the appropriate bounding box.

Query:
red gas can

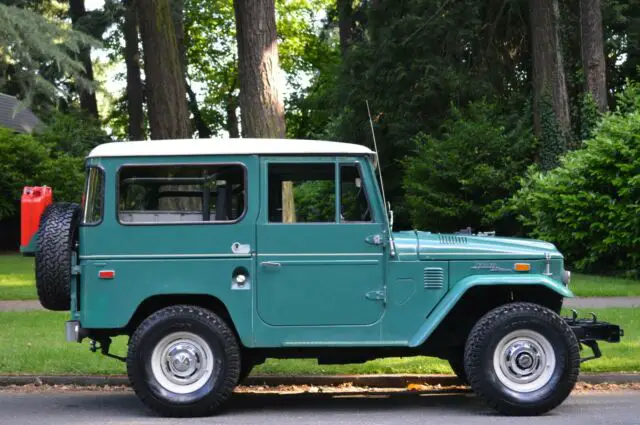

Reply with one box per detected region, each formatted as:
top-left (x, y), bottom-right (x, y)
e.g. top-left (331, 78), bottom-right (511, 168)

top-left (21, 186), bottom-right (53, 248)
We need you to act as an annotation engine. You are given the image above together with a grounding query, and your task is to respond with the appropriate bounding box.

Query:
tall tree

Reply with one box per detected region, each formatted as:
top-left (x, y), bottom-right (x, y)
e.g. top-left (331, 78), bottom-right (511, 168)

top-left (529, 0), bottom-right (572, 163)
top-left (580, 0), bottom-right (608, 112)
top-left (136, 0), bottom-right (190, 139)
top-left (337, 0), bottom-right (353, 55)
top-left (0, 4), bottom-right (99, 107)
top-left (233, 0), bottom-right (286, 138)
top-left (122, 0), bottom-right (144, 140)
top-left (68, 0), bottom-right (99, 117)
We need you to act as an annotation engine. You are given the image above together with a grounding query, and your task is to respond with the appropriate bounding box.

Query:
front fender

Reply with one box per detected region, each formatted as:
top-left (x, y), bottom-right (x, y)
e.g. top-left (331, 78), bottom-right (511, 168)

top-left (408, 274), bottom-right (573, 347)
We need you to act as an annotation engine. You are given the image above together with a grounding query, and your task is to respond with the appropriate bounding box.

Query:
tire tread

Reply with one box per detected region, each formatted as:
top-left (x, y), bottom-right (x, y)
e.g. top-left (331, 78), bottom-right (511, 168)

top-left (127, 305), bottom-right (241, 417)
top-left (464, 302), bottom-right (580, 416)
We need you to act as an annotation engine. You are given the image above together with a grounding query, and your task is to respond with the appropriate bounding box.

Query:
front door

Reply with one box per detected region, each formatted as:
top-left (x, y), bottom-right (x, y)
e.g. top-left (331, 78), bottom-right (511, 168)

top-left (256, 157), bottom-right (386, 327)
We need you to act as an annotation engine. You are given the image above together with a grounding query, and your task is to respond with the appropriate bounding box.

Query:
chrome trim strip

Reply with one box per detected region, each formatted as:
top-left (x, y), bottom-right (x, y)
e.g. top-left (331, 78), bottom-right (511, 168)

top-left (79, 253), bottom-right (250, 260)
top-left (421, 252), bottom-right (561, 257)
top-left (259, 253), bottom-right (383, 257)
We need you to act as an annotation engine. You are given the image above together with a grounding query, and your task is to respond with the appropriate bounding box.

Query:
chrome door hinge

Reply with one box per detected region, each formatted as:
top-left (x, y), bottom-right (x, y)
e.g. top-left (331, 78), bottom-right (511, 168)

top-left (365, 234), bottom-right (386, 246)
top-left (71, 265), bottom-right (82, 275)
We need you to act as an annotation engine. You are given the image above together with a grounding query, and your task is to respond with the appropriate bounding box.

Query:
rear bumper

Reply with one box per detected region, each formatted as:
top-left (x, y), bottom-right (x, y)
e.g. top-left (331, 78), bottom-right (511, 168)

top-left (565, 311), bottom-right (624, 362)
top-left (65, 320), bottom-right (88, 343)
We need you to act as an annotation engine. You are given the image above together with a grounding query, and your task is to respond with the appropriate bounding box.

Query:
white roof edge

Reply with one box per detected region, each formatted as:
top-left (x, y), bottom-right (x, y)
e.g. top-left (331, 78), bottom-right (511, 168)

top-left (87, 138), bottom-right (375, 158)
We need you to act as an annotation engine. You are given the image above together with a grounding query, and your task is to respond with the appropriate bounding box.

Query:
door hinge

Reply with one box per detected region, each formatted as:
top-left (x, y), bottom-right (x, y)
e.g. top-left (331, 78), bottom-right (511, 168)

top-left (365, 234), bottom-right (386, 246)
top-left (365, 287), bottom-right (386, 303)
top-left (71, 265), bottom-right (81, 275)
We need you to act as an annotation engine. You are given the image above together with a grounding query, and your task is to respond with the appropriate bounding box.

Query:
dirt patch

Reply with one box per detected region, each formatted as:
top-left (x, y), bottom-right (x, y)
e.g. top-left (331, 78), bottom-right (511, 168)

top-left (2, 381), bottom-right (637, 394)
top-left (573, 382), bottom-right (640, 392)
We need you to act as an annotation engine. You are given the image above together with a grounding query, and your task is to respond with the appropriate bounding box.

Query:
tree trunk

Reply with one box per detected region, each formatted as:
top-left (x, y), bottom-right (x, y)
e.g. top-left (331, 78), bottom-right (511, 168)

top-left (580, 0), bottom-right (608, 112)
top-left (529, 0), bottom-right (572, 145)
top-left (123, 0), bottom-right (144, 140)
top-left (226, 93), bottom-right (240, 138)
top-left (338, 0), bottom-right (354, 55)
top-left (68, 0), bottom-right (99, 118)
top-left (186, 82), bottom-right (211, 138)
top-left (136, 0), bottom-right (191, 139)
top-left (172, 0), bottom-right (187, 73)
top-left (233, 0), bottom-right (286, 139)
top-left (234, 0), bottom-right (291, 219)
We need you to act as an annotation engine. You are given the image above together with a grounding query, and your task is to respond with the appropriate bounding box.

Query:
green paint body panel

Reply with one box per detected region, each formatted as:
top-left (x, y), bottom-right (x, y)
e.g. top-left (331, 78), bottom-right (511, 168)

top-left (20, 233), bottom-right (37, 255)
top-left (75, 153), bottom-right (572, 349)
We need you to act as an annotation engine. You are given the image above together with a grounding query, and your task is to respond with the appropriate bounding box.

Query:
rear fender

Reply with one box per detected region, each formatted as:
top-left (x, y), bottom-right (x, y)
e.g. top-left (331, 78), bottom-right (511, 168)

top-left (408, 274), bottom-right (573, 347)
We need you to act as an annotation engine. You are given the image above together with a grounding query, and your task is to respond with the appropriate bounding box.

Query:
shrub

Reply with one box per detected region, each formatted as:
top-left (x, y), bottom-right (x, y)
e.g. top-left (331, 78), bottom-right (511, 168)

top-left (0, 127), bottom-right (84, 221)
top-left (37, 111), bottom-right (111, 157)
top-left (402, 100), bottom-right (536, 233)
top-left (512, 84), bottom-right (640, 276)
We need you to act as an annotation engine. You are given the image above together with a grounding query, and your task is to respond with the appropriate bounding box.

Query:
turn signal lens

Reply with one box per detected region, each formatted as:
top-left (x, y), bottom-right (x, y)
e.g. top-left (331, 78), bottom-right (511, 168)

top-left (513, 263), bottom-right (531, 272)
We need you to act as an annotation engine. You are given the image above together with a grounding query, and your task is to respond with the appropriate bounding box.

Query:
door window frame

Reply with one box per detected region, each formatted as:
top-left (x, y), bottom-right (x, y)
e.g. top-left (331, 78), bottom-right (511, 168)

top-left (261, 156), bottom-right (381, 225)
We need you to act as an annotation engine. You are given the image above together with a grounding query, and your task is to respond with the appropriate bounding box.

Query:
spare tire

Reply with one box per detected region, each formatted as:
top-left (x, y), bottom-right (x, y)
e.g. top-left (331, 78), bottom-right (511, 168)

top-left (35, 203), bottom-right (81, 311)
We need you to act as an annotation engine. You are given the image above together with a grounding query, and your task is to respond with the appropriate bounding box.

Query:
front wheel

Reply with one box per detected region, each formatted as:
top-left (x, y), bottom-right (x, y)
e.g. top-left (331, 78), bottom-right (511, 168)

top-left (127, 305), bottom-right (241, 417)
top-left (464, 302), bottom-right (580, 416)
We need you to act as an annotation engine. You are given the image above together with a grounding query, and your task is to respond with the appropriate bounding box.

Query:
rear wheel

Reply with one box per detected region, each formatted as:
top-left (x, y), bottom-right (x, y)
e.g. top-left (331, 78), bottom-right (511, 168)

top-left (127, 305), bottom-right (241, 417)
top-left (35, 203), bottom-right (81, 311)
top-left (464, 302), bottom-right (580, 416)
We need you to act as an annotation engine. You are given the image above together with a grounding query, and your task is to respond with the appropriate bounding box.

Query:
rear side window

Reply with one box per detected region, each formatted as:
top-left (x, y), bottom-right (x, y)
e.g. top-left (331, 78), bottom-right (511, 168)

top-left (83, 167), bottom-right (104, 225)
top-left (118, 164), bottom-right (245, 224)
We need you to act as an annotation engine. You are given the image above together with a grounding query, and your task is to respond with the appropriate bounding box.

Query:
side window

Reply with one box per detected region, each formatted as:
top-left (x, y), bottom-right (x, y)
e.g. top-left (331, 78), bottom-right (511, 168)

top-left (83, 167), bottom-right (104, 225)
top-left (268, 163), bottom-right (335, 223)
top-left (340, 164), bottom-right (372, 222)
top-left (118, 164), bottom-right (245, 224)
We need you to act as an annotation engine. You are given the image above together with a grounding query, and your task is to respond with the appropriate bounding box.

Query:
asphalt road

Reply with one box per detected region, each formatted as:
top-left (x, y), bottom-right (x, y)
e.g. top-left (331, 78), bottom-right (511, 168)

top-left (0, 389), bottom-right (638, 425)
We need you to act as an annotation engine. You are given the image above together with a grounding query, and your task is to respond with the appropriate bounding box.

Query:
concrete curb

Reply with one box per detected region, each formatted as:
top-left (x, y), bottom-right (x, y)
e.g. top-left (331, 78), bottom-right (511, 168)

top-left (0, 373), bottom-right (638, 388)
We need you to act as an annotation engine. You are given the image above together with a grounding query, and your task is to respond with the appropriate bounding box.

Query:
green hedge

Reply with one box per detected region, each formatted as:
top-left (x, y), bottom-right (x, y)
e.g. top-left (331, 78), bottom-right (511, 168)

top-left (402, 100), bottom-right (535, 233)
top-left (512, 85), bottom-right (640, 276)
top-left (0, 127), bottom-right (84, 221)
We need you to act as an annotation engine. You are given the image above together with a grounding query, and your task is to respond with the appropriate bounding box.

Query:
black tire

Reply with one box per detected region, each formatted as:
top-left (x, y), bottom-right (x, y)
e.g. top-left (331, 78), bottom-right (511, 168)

top-left (447, 352), bottom-right (468, 384)
top-left (127, 305), bottom-right (241, 417)
top-left (35, 203), bottom-right (81, 311)
top-left (464, 302), bottom-right (580, 416)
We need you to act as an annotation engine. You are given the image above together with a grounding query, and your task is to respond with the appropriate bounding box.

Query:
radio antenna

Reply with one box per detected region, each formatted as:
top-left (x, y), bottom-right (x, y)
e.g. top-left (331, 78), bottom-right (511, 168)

top-left (366, 100), bottom-right (395, 255)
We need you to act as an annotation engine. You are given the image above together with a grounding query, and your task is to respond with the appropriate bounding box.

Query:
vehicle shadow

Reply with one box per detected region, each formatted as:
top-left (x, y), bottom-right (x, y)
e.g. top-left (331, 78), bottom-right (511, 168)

top-left (61, 389), bottom-right (491, 418)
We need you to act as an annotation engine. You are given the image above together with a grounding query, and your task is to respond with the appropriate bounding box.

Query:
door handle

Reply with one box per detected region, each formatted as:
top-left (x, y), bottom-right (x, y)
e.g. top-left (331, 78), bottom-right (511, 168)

top-left (261, 261), bottom-right (281, 270)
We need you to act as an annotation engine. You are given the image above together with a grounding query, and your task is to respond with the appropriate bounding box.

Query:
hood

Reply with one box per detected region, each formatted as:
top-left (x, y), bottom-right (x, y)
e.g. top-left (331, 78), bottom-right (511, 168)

top-left (392, 230), bottom-right (562, 261)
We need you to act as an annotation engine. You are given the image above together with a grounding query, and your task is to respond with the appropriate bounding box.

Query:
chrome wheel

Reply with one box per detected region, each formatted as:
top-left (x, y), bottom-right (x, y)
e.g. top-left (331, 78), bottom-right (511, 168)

top-left (492, 329), bottom-right (556, 393)
top-left (150, 331), bottom-right (214, 394)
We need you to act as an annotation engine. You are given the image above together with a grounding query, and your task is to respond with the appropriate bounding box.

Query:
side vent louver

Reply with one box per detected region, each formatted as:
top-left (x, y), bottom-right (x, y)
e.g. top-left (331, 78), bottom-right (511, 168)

top-left (439, 235), bottom-right (468, 245)
top-left (424, 267), bottom-right (444, 289)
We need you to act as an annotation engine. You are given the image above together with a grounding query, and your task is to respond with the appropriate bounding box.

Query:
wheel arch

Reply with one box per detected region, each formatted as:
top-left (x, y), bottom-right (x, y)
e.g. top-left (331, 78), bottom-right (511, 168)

top-left (125, 294), bottom-right (246, 346)
top-left (410, 275), bottom-right (572, 348)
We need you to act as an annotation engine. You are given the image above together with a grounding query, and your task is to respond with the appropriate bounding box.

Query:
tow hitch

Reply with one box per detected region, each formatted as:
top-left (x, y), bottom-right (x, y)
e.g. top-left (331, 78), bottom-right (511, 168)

top-left (565, 310), bottom-right (624, 363)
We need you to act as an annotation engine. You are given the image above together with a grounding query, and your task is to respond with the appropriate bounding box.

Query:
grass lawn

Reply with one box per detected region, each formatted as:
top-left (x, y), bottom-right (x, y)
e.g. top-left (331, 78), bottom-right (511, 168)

top-left (571, 274), bottom-right (640, 297)
top-left (0, 254), bottom-right (35, 301)
top-left (0, 308), bottom-right (636, 375)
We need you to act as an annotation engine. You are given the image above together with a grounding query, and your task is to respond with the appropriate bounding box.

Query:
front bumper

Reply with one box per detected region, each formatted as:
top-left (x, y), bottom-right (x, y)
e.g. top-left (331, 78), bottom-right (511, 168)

top-left (65, 320), bottom-right (89, 343)
top-left (565, 311), bottom-right (624, 362)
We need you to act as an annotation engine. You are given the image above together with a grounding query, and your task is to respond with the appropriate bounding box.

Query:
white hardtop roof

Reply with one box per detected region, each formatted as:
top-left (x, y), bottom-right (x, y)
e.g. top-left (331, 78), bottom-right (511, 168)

top-left (87, 138), bottom-right (375, 158)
